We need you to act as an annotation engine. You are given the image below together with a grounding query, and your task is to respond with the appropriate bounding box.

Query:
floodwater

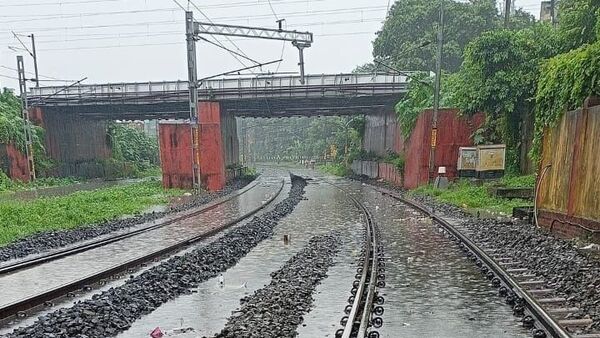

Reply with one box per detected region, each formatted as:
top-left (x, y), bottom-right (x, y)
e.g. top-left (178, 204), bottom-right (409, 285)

top-left (337, 180), bottom-right (530, 338)
top-left (118, 178), bottom-right (363, 338)
top-left (0, 175), bottom-right (283, 310)
top-left (1, 171), bottom-right (532, 338)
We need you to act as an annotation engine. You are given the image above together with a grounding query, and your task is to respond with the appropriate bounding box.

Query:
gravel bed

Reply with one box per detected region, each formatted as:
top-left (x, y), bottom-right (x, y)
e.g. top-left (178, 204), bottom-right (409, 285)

top-left (4, 175), bottom-right (306, 338)
top-left (355, 176), bottom-right (600, 333)
top-left (0, 177), bottom-right (254, 262)
top-left (215, 233), bottom-right (340, 338)
top-left (462, 219), bottom-right (600, 333)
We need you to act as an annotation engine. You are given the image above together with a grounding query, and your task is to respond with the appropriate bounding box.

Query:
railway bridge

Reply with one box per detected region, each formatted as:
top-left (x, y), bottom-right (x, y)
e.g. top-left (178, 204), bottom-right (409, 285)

top-left (28, 72), bottom-right (410, 190)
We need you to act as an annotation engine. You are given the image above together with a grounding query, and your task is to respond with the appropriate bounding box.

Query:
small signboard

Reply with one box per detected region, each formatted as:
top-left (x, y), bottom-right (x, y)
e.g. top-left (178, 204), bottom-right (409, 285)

top-left (457, 147), bottom-right (477, 177)
top-left (476, 144), bottom-right (506, 178)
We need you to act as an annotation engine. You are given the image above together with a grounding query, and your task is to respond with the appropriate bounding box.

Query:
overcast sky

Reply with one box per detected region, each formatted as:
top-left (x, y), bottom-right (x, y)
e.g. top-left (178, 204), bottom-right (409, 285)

top-left (0, 0), bottom-right (544, 90)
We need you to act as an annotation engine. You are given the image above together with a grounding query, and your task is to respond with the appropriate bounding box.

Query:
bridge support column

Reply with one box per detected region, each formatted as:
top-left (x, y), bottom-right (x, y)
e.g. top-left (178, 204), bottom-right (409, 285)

top-left (29, 107), bottom-right (112, 178)
top-left (159, 101), bottom-right (226, 191)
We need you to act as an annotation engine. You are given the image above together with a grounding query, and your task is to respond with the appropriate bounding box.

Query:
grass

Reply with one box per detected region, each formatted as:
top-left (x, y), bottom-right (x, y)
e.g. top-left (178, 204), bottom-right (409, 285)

top-left (319, 163), bottom-right (351, 177)
top-left (412, 178), bottom-right (532, 215)
top-left (498, 174), bottom-right (536, 188)
top-left (0, 179), bottom-right (184, 247)
top-left (0, 172), bottom-right (80, 193)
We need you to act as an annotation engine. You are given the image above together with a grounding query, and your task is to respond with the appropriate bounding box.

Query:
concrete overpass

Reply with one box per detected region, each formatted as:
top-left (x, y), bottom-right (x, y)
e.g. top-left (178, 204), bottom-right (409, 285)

top-left (28, 73), bottom-right (410, 119)
top-left (26, 72), bottom-right (410, 189)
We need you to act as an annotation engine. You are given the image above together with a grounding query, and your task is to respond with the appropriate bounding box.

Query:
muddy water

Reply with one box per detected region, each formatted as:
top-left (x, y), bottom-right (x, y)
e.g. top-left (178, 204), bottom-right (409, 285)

top-left (0, 176), bottom-right (283, 309)
top-left (117, 179), bottom-right (364, 338)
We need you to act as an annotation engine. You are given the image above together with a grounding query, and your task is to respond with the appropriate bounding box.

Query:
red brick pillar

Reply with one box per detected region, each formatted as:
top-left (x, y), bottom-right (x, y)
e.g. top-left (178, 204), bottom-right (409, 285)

top-left (198, 101), bottom-right (226, 191)
top-left (158, 121), bottom-right (194, 189)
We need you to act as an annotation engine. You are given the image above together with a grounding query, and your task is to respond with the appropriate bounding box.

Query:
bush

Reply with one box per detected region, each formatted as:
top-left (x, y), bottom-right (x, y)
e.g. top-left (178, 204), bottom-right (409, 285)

top-left (108, 123), bottom-right (159, 171)
top-left (319, 163), bottom-right (351, 177)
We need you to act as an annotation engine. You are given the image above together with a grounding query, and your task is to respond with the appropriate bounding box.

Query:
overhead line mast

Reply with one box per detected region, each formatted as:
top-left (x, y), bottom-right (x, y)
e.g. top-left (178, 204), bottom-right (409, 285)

top-left (185, 11), bottom-right (313, 188)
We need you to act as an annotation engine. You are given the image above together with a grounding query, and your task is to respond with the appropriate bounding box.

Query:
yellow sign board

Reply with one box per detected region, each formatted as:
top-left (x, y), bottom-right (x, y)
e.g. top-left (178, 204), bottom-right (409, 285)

top-left (476, 145), bottom-right (506, 171)
top-left (431, 128), bottom-right (438, 148)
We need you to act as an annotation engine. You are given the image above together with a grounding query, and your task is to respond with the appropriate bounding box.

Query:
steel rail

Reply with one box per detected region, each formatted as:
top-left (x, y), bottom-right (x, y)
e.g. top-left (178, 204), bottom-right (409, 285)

top-left (0, 178), bottom-right (262, 276)
top-left (368, 184), bottom-right (571, 338)
top-left (325, 180), bottom-right (378, 338)
top-left (0, 178), bottom-right (285, 321)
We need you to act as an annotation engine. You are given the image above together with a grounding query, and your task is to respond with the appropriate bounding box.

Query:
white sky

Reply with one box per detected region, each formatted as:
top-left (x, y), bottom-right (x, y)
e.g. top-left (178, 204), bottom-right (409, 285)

top-left (0, 0), bottom-right (543, 90)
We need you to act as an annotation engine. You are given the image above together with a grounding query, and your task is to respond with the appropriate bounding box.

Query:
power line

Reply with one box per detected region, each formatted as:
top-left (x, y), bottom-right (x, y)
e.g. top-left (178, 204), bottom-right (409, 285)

top-left (188, 0), bottom-right (259, 67)
top-left (0, 0), bottom-right (120, 8)
top-left (8, 6), bottom-right (387, 34)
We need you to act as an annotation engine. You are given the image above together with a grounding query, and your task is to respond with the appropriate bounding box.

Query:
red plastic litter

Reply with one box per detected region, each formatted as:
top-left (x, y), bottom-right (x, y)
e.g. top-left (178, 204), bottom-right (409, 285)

top-left (150, 327), bottom-right (164, 338)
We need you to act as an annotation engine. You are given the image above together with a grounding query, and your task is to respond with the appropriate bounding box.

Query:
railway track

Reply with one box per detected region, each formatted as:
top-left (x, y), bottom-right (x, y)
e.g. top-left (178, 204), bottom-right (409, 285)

top-left (0, 178), bottom-right (261, 276)
top-left (367, 183), bottom-right (600, 338)
top-left (0, 178), bottom-right (285, 322)
top-left (326, 181), bottom-right (385, 338)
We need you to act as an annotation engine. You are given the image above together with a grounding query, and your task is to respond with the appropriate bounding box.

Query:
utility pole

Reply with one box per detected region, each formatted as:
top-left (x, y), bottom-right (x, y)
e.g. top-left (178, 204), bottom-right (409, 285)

top-left (504, 0), bottom-right (512, 27)
top-left (16, 56), bottom-right (36, 182)
top-left (550, 0), bottom-right (556, 27)
top-left (186, 11), bottom-right (201, 189)
top-left (429, 0), bottom-right (444, 183)
top-left (30, 34), bottom-right (39, 88)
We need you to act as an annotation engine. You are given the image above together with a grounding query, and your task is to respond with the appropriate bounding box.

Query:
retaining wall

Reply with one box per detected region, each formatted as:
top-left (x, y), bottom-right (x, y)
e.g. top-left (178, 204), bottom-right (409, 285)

top-left (0, 144), bottom-right (30, 181)
top-left (351, 160), bottom-right (403, 187)
top-left (537, 98), bottom-right (600, 241)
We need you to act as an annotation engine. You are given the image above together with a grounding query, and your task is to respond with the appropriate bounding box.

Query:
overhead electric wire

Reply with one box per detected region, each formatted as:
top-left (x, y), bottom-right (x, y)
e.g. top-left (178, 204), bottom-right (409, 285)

top-left (188, 0), bottom-right (259, 67)
top-left (0, 65), bottom-right (70, 80)
top-left (197, 36), bottom-right (262, 65)
top-left (0, 0), bottom-right (120, 8)
top-left (8, 6), bottom-right (387, 34)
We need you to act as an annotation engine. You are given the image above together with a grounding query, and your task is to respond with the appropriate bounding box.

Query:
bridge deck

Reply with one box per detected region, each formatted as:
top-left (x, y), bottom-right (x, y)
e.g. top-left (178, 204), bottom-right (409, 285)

top-left (28, 73), bottom-right (410, 119)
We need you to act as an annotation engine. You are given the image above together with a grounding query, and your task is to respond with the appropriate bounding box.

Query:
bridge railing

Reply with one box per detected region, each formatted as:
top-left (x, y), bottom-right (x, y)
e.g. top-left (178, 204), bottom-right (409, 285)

top-left (28, 73), bottom-right (413, 106)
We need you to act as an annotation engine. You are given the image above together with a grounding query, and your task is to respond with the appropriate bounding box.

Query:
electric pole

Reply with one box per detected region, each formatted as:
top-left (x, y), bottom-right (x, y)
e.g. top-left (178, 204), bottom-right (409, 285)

top-left (16, 56), bottom-right (36, 182)
top-left (429, 0), bottom-right (444, 183)
top-left (504, 0), bottom-right (512, 27)
top-left (550, 0), bottom-right (556, 27)
top-left (186, 11), bottom-right (201, 189)
top-left (30, 34), bottom-right (39, 88)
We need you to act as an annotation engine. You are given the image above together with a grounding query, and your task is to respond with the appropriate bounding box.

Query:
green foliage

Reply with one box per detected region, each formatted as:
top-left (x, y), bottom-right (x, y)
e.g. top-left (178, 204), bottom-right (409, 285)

top-left (244, 116), bottom-right (364, 164)
top-left (373, 0), bottom-right (533, 73)
top-left (0, 88), bottom-right (51, 176)
top-left (533, 41), bottom-right (600, 162)
top-left (394, 73), bottom-right (459, 138)
top-left (108, 123), bottom-right (159, 171)
top-left (499, 174), bottom-right (536, 188)
top-left (412, 179), bottom-right (530, 215)
top-left (383, 152), bottom-right (405, 171)
top-left (0, 180), bottom-right (183, 246)
top-left (319, 163), bottom-right (351, 177)
top-left (0, 172), bottom-right (78, 193)
top-left (558, 0), bottom-right (600, 51)
top-left (452, 24), bottom-right (560, 173)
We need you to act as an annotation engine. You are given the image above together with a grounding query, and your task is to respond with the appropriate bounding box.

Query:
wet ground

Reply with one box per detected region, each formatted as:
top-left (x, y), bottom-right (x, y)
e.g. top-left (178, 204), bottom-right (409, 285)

top-left (0, 178), bottom-right (144, 202)
top-left (1, 169), bottom-right (534, 337)
top-left (117, 172), bottom-right (529, 338)
top-left (0, 174), bottom-right (283, 311)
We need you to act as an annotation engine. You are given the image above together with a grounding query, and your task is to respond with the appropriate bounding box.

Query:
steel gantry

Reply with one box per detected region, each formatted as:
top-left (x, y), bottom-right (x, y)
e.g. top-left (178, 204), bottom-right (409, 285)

top-left (185, 11), bottom-right (313, 188)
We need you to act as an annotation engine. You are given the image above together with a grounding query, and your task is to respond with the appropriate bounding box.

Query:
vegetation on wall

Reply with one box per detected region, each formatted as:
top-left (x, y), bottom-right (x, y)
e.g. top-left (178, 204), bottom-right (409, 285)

top-left (451, 24), bottom-right (560, 172)
top-left (0, 88), bottom-right (53, 175)
top-left (533, 41), bottom-right (600, 161)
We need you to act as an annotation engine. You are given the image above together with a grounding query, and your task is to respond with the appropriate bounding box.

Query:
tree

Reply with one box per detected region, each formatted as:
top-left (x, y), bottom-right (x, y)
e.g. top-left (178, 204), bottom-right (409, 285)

top-left (373, 0), bottom-right (527, 73)
top-left (451, 24), bottom-right (560, 173)
top-left (558, 0), bottom-right (600, 51)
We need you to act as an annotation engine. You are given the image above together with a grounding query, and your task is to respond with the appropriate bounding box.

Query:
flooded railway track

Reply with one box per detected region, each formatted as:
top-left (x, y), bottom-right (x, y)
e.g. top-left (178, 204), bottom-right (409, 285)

top-left (326, 182), bottom-right (385, 338)
top-left (0, 178), bottom-right (285, 323)
top-left (367, 184), bottom-right (599, 338)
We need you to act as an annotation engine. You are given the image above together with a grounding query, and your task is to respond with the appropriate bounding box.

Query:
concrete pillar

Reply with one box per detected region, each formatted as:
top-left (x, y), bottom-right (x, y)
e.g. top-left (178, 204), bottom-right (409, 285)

top-left (158, 101), bottom-right (227, 191)
top-left (198, 101), bottom-right (226, 191)
top-left (28, 107), bottom-right (112, 178)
